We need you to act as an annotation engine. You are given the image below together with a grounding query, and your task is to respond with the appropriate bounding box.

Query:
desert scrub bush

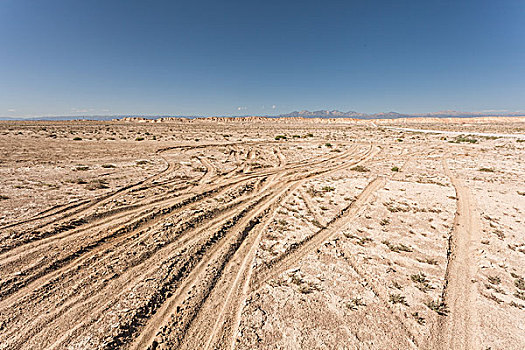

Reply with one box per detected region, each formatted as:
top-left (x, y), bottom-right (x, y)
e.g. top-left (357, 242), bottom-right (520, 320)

top-left (75, 166), bottom-right (90, 171)
top-left (135, 137), bottom-right (144, 141)
top-left (514, 291), bottom-right (525, 301)
top-left (411, 272), bottom-right (434, 292)
top-left (306, 186), bottom-right (322, 197)
top-left (101, 164), bottom-right (116, 168)
top-left (297, 281), bottom-right (321, 294)
top-left (325, 142), bottom-right (332, 148)
top-left (391, 281), bottom-right (403, 290)
top-left (488, 275), bottom-right (501, 285)
top-left (412, 312), bottom-right (426, 325)
top-left (510, 301), bottom-right (524, 309)
top-left (425, 299), bottom-right (448, 315)
top-left (321, 186), bottom-right (335, 192)
top-left (346, 297), bottom-right (366, 310)
top-left (0, 194), bottom-right (9, 200)
top-left (391, 166), bottom-right (399, 172)
top-left (304, 133), bottom-right (314, 138)
top-left (311, 219), bottom-right (324, 228)
top-left (356, 237), bottom-right (373, 246)
top-left (478, 167), bottom-right (495, 172)
top-left (384, 201), bottom-right (410, 213)
top-left (450, 135), bottom-right (478, 144)
top-left (274, 135), bottom-right (287, 140)
top-left (73, 137), bottom-right (82, 141)
top-left (514, 277), bottom-right (525, 290)
top-left (417, 257), bottom-right (438, 265)
top-left (350, 165), bottom-right (370, 172)
top-left (382, 240), bottom-right (413, 253)
top-left (86, 179), bottom-right (109, 190)
top-left (136, 160), bottom-right (148, 165)
top-left (379, 218), bottom-right (390, 226)
top-left (292, 135), bottom-right (301, 138)
top-left (389, 293), bottom-right (408, 306)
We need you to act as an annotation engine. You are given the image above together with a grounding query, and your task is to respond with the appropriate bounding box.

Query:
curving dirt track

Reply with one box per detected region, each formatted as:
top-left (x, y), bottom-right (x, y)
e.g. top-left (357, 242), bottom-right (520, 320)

top-left (427, 156), bottom-right (481, 350)
top-left (2, 119), bottom-right (524, 350)
top-left (0, 138), bottom-right (381, 350)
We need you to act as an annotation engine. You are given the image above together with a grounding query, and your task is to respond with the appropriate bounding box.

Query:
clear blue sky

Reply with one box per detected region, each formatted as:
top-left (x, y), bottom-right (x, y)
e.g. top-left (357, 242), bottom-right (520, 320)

top-left (1, 0), bottom-right (524, 117)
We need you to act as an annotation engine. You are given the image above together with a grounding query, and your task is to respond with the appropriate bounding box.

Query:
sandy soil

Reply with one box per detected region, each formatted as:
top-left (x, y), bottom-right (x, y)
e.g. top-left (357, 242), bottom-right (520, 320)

top-left (0, 119), bottom-right (523, 349)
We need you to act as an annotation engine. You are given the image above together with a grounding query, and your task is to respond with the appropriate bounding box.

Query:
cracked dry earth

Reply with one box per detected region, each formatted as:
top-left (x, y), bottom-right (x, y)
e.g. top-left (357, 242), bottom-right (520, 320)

top-left (0, 120), bottom-right (524, 350)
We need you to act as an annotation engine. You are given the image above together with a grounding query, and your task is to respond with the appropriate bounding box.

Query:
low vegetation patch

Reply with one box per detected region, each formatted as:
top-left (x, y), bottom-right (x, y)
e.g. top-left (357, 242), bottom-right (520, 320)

top-left (449, 135), bottom-right (478, 144)
top-left (350, 165), bottom-right (370, 172)
top-left (382, 240), bottom-right (413, 253)
top-left (389, 293), bottom-right (409, 306)
top-left (426, 299), bottom-right (448, 315)
top-left (411, 272), bottom-right (434, 292)
top-left (86, 179), bottom-right (109, 190)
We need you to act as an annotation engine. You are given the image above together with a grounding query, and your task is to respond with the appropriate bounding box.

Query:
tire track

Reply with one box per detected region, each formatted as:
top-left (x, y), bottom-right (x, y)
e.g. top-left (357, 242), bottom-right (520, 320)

top-left (0, 142), bottom-right (374, 350)
top-left (151, 145), bottom-right (378, 350)
top-left (250, 176), bottom-right (386, 292)
top-left (428, 156), bottom-right (481, 350)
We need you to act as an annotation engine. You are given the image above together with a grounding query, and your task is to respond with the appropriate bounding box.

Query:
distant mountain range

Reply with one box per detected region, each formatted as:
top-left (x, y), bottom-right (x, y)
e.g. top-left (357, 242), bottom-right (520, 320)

top-left (277, 110), bottom-right (525, 119)
top-left (1, 110), bottom-right (524, 121)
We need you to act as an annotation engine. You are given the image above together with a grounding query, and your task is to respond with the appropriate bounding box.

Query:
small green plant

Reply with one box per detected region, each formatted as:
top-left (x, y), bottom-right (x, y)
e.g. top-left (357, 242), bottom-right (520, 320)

top-left (411, 272), bottom-right (434, 292)
top-left (417, 257), bottom-right (438, 265)
top-left (350, 165), bottom-right (370, 172)
top-left (346, 297), bottom-right (366, 310)
top-left (412, 312), bottom-right (426, 325)
top-left (135, 137), bottom-right (144, 141)
top-left (382, 240), bottom-right (413, 253)
top-left (275, 135), bottom-right (287, 140)
top-left (325, 142), bottom-right (332, 148)
top-left (479, 168), bottom-right (494, 172)
top-left (389, 293), bottom-right (408, 306)
top-left (391, 166), bottom-right (399, 172)
top-left (425, 299), bottom-right (448, 315)
top-left (488, 275), bottom-right (501, 285)
top-left (515, 277), bottom-right (525, 290)
top-left (391, 281), bottom-right (403, 290)
top-left (321, 186), bottom-right (335, 192)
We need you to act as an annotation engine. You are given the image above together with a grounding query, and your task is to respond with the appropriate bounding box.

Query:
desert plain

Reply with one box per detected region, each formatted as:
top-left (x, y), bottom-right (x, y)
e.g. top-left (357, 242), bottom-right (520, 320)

top-left (0, 117), bottom-right (524, 350)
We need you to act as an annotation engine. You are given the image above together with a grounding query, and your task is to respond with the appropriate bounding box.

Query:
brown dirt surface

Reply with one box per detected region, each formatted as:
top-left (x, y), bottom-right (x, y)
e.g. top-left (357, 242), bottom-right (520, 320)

top-left (0, 118), bottom-right (524, 350)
